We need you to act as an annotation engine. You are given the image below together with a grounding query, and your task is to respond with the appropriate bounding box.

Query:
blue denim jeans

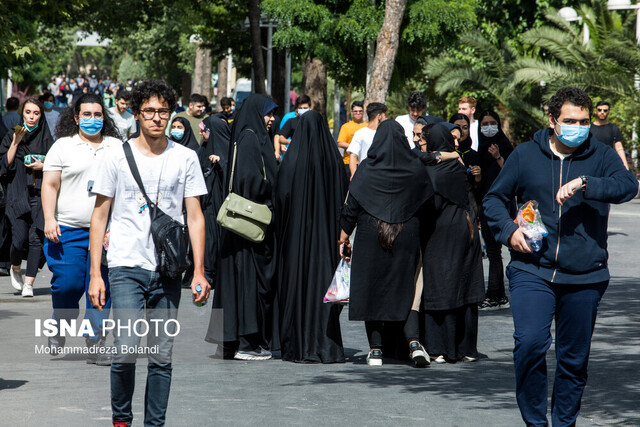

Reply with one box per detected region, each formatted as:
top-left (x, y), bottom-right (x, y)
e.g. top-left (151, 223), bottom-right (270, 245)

top-left (508, 267), bottom-right (608, 427)
top-left (109, 266), bottom-right (181, 427)
top-left (45, 226), bottom-right (110, 340)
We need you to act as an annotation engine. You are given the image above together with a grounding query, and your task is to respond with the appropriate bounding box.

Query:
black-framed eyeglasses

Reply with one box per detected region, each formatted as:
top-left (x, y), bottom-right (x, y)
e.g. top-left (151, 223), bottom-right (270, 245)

top-left (140, 108), bottom-right (172, 120)
top-left (596, 108), bottom-right (609, 112)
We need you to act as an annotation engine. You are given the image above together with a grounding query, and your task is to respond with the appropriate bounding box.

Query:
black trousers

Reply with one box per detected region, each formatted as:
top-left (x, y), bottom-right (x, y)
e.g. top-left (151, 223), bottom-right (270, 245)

top-left (480, 212), bottom-right (505, 300)
top-left (9, 194), bottom-right (44, 277)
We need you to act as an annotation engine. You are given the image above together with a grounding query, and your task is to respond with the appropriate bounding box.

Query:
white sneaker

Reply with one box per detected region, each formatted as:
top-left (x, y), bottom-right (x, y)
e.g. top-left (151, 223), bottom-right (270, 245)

top-left (21, 283), bottom-right (34, 297)
top-left (434, 355), bottom-right (446, 364)
top-left (366, 349), bottom-right (383, 366)
top-left (10, 268), bottom-right (23, 291)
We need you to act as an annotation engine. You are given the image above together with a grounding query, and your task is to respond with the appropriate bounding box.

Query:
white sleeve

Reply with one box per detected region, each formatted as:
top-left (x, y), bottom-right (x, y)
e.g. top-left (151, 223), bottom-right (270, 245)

top-left (43, 140), bottom-right (63, 171)
top-left (92, 149), bottom-right (119, 198)
top-left (347, 133), bottom-right (361, 156)
top-left (184, 150), bottom-right (207, 198)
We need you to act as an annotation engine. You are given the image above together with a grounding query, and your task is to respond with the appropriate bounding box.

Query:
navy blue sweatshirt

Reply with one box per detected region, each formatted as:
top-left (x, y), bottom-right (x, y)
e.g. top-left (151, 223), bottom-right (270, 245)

top-left (483, 128), bottom-right (638, 284)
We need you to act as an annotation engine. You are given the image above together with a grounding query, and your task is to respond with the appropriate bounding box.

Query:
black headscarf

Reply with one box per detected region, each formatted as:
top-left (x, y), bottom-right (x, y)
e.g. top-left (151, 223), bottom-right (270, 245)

top-left (170, 116), bottom-right (199, 150)
top-left (228, 94), bottom-right (278, 190)
top-left (423, 115), bottom-right (444, 124)
top-left (0, 102), bottom-right (54, 224)
top-left (0, 110), bottom-right (53, 161)
top-left (349, 120), bottom-right (433, 223)
top-left (425, 124), bottom-right (468, 209)
top-left (477, 110), bottom-right (513, 194)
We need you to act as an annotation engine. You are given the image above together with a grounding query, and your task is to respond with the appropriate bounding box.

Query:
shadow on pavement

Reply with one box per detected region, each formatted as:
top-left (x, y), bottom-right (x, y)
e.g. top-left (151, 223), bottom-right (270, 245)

top-left (0, 378), bottom-right (28, 391)
top-left (581, 277), bottom-right (640, 425)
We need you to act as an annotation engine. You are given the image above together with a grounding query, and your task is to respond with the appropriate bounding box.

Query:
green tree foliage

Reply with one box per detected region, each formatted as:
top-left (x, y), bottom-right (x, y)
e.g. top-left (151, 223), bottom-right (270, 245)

top-left (262, 0), bottom-right (477, 91)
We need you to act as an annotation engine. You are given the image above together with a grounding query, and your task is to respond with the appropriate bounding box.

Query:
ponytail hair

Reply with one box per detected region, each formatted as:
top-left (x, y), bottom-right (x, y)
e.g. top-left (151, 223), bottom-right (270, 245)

top-left (377, 220), bottom-right (403, 251)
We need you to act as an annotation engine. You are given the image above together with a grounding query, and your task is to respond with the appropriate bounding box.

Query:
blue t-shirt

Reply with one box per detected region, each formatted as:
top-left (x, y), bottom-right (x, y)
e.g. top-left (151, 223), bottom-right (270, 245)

top-left (279, 111), bottom-right (297, 129)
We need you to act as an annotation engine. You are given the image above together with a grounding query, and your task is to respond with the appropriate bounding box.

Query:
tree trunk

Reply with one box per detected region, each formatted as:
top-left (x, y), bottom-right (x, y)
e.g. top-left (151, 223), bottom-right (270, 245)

top-left (302, 57), bottom-right (327, 118)
top-left (192, 44), bottom-right (212, 99)
top-left (364, 0), bottom-right (407, 106)
top-left (217, 56), bottom-right (228, 109)
top-left (271, 48), bottom-right (286, 117)
top-left (248, 0), bottom-right (266, 94)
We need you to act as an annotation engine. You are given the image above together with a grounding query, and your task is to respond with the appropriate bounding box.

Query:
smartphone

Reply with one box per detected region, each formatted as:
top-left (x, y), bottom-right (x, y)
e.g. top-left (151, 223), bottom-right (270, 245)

top-left (199, 121), bottom-right (210, 138)
top-left (341, 243), bottom-right (351, 258)
top-left (13, 124), bottom-right (23, 132)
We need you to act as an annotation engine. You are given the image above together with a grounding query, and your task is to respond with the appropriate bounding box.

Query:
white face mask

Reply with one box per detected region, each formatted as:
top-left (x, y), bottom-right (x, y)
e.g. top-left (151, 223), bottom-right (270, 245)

top-left (297, 108), bottom-right (310, 116)
top-left (481, 124), bottom-right (499, 138)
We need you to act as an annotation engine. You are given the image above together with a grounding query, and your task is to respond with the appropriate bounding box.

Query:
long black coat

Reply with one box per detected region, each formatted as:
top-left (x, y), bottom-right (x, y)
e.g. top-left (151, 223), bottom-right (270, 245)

top-left (275, 111), bottom-right (348, 363)
top-left (210, 95), bottom-right (278, 346)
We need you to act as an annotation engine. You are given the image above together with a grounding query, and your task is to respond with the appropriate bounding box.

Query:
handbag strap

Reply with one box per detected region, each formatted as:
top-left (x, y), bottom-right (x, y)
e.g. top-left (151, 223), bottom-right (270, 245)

top-left (227, 129), bottom-right (267, 195)
top-left (123, 141), bottom-right (156, 212)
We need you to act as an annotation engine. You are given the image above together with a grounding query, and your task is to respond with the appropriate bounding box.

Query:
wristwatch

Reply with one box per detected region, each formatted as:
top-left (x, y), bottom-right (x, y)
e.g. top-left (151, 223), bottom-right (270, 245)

top-left (495, 155), bottom-right (502, 160)
top-left (435, 152), bottom-right (442, 164)
top-left (580, 175), bottom-right (588, 192)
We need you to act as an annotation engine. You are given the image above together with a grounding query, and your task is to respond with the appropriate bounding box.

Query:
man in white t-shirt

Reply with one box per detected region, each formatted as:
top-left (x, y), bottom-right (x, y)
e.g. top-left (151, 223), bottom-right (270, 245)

top-left (458, 95), bottom-right (479, 151)
top-left (395, 92), bottom-right (426, 149)
top-left (88, 80), bottom-right (209, 427)
top-left (348, 102), bottom-right (388, 178)
top-left (108, 90), bottom-right (137, 140)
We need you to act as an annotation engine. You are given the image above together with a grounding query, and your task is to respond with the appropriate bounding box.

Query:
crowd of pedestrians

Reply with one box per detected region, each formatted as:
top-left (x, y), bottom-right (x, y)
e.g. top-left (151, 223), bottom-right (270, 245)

top-left (0, 78), bottom-right (636, 427)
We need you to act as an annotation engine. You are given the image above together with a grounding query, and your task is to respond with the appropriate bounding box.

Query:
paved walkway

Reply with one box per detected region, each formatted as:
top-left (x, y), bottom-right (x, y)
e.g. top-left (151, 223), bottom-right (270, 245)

top-left (1, 200), bottom-right (640, 426)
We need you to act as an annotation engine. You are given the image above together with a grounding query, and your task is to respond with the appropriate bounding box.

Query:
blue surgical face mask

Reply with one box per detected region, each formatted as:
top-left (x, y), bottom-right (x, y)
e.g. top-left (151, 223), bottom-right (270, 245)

top-left (79, 117), bottom-right (103, 136)
top-left (43, 101), bottom-right (54, 110)
top-left (23, 121), bottom-right (38, 132)
top-left (170, 128), bottom-right (185, 140)
top-left (554, 118), bottom-right (590, 148)
top-left (297, 108), bottom-right (309, 116)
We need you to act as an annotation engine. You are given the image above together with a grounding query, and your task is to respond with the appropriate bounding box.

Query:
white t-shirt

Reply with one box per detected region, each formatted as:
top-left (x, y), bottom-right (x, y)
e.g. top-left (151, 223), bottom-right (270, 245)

top-left (44, 109), bottom-right (61, 140)
top-left (108, 107), bottom-right (137, 140)
top-left (44, 135), bottom-right (121, 228)
top-left (469, 120), bottom-right (479, 151)
top-left (92, 139), bottom-right (207, 271)
top-left (395, 114), bottom-right (416, 149)
top-left (347, 127), bottom-right (377, 163)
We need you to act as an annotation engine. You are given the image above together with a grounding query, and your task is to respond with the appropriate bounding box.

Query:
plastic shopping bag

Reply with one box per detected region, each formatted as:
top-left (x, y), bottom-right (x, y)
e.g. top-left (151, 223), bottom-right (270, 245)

top-left (324, 259), bottom-right (351, 304)
top-left (515, 200), bottom-right (548, 252)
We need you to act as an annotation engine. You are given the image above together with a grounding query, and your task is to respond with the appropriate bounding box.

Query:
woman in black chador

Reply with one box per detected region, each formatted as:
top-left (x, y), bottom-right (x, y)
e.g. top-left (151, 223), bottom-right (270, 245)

top-left (420, 124), bottom-right (485, 364)
top-left (0, 98), bottom-right (53, 297)
top-left (275, 110), bottom-right (348, 363)
top-left (197, 116), bottom-right (230, 286)
top-left (209, 94), bottom-right (278, 361)
top-left (339, 120), bottom-right (433, 367)
top-left (477, 110), bottom-right (514, 310)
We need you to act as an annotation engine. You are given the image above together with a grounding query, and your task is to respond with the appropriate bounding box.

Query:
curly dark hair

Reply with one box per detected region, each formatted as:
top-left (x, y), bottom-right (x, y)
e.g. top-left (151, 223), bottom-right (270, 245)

top-left (407, 92), bottom-right (426, 110)
top-left (548, 87), bottom-right (593, 119)
top-left (131, 80), bottom-right (177, 114)
top-left (55, 93), bottom-right (121, 139)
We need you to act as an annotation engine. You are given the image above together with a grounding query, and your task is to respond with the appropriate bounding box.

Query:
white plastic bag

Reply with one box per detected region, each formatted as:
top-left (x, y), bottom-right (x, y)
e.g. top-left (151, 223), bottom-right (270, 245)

top-left (515, 200), bottom-right (549, 252)
top-left (324, 259), bottom-right (351, 304)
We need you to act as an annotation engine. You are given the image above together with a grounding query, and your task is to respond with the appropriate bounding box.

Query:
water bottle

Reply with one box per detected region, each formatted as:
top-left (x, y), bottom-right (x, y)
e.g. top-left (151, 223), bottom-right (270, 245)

top-left (193, 284), bottom-right (206, 308)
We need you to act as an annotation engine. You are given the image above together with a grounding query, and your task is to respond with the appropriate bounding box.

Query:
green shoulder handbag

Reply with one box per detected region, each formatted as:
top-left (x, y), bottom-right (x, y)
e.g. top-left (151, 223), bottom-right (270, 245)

top-left (216, 141), bottom-right (272, 242)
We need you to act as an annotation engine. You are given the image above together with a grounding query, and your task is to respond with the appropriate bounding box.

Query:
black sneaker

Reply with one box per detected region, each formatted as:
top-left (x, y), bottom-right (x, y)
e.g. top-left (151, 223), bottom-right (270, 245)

top-left (497, 296), bottom-right (510, 309)
top-left (479, 298), bottom-right (499, 310)
top-left (366, 349), bottom-right (383, 366)
top-left (409, 341), bottom-right (430, 367)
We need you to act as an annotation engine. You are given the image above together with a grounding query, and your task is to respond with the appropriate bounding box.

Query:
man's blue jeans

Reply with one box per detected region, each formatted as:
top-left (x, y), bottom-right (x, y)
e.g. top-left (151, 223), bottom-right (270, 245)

top-left (508, 267), bottom-right (608, 427)
top-left (109, 266), bottom-right (181, 427)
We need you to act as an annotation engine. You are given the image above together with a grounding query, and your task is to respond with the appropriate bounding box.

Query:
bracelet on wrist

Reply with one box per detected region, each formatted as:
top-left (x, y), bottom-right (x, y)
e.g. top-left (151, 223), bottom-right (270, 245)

top-left (580, 175), bottom-right (588, 192)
